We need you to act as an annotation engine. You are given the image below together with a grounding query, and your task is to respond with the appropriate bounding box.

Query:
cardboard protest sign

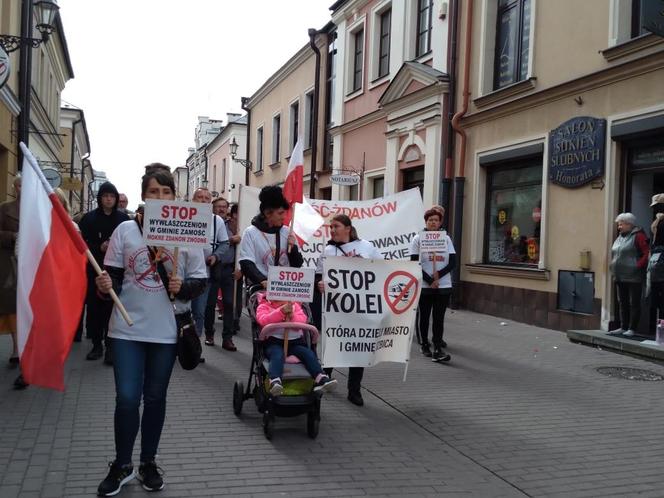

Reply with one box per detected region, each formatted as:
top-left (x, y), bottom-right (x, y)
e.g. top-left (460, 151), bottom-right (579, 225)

top-left (143, 199), bottom-right (212, 248)
top-left (321, 256), bottom-right (421, 368)
top-left (300, 189), bottom-right (424, 268)
top-left (267, 266), bottom-right (315, 303)
top-left (419, 230), bottom-right (449, 253)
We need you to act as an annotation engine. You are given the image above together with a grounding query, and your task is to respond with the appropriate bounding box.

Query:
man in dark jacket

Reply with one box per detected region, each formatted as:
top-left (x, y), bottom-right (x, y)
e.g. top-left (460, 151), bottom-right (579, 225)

top-left (78, 182), bottom-right (129, 362)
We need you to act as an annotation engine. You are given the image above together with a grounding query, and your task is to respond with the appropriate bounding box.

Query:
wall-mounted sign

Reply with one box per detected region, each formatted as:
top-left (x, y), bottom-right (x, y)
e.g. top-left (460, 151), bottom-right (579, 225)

top-left (549, 116), bottom-right (606, 188)
top-left (61, 176), bottom-right (83, 191)
top-left (42, 168), bottom-right (62, 189)
top-left (0, 47), bottom-right (10, 90)
top-left (331, 173), bottom-right (360, 186)
top-left (642, 0), bottom-right (664, 37)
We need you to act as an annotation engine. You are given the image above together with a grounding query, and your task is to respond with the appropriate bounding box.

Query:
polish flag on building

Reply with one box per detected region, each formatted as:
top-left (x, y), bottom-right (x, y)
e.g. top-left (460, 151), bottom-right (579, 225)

top-left (17, 143), bottom-right (87, 391)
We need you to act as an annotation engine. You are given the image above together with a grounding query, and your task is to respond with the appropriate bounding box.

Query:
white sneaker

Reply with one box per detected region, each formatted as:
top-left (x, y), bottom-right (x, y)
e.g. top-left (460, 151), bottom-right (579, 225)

top-left (609, 328), bottom-right (626, 334)
top-left (622, 329), bottom-right (636, 337)
top-left (269, 379), bottom-right (283, 396)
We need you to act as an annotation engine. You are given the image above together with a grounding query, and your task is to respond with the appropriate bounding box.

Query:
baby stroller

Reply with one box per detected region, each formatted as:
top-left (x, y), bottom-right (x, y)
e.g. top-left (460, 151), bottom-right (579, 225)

top-left (232, 285), bottom-right (324, 440)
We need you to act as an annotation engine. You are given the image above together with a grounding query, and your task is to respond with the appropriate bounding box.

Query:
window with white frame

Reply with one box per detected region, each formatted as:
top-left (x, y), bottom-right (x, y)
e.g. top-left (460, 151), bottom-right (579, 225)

top-left (372, 176), bottom-right (385, 199)
top-left (378, 8), bottom-right (391, 79)
top-left (256, 126), bottom-right (264, 172)
top-left (494, 0), bottom-right (531, 90)
top-left (289, 100), bottom-right (299, 153)
top-left (272, 114), bottom-right (281, 164)
top-left (347, 23), bottom-right (365, 94)
top-left (416, 0), bottom-right (433, 58)
top-left (304, 91), bottom-right (314, 149)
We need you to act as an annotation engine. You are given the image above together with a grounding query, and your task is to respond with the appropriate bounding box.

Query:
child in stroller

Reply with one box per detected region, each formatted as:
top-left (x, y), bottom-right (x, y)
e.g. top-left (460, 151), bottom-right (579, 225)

top-left (256, 294), bottom-right (337, 396)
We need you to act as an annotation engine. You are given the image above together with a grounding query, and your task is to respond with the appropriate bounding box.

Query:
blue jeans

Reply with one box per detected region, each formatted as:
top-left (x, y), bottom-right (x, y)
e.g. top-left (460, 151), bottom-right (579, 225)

top-left (191, 281), bottom-right (211, 337)
top-left (264, 337), bottom-right (323, 380)
top-left (111, 338), bottom-right (177, 465)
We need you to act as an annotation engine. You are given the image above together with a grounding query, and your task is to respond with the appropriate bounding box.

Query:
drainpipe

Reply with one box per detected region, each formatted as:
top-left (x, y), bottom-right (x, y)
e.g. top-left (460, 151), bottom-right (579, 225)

top-left (241, 96), bottom-right (251, 187)
top-left (450, 0), bottom-right (474, 289)
top-left (308, 28), bottom-right (322, 199)
top-left (441, 0), bottom-right (459, 231)
top-left (69, 115), bottom-right (82, 207)
top-left (80, 158), bottom-right (92, 213)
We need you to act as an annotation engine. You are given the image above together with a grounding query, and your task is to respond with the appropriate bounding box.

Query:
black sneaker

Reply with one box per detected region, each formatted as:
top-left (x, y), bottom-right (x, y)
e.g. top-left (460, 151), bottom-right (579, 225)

top-left (347, 391), bottom-right (364, 406)
top-left (97, 461), bottom-right (134, 496)
top-left (421, 344), bottom-right (432, 357)
top-left (432, 347), bottom-right (451, 362)
top-left (13, 374), bottom-right (28, 390)
top-left (87, 344), bottom-right (103, 361)
top-left (138, 460), bottom-right (164, 492)
top-left (314, 376), bottom-right (338, 393)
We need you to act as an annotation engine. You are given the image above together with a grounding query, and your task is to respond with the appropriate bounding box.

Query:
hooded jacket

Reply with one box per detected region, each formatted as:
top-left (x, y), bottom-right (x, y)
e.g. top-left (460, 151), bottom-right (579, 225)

top-left (79, 181), bottom-right (129, 268)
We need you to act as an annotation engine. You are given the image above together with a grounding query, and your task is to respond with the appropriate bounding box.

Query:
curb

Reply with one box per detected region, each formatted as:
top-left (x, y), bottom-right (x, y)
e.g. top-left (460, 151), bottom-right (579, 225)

top-left (567, 329), bottom-right (664, 361)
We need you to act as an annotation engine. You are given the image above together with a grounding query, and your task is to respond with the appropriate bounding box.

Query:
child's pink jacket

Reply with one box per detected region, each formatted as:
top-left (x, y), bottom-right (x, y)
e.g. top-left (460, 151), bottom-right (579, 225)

top-left (256, 294), bottom-right (308, 330)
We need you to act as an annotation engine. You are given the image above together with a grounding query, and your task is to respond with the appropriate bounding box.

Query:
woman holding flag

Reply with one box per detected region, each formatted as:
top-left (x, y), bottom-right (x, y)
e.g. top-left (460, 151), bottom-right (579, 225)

top-left (94, 164), bottom-right (208, 496)
top-left (313, 214), bottom-right (383, 407)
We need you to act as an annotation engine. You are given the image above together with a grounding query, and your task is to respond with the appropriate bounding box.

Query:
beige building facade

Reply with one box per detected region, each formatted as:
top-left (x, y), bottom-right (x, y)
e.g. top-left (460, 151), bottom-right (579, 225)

top-left (205, 114), bottom-right (247, 203)
top-left (245, 30), bottom-right (332, 199)
top-left (452, 0), bottom-right (664, 333)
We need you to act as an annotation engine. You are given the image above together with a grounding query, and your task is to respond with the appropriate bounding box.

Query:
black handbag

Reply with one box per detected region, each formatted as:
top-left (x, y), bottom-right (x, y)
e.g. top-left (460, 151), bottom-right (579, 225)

top-left (153, 258), bottom-right (202, 370)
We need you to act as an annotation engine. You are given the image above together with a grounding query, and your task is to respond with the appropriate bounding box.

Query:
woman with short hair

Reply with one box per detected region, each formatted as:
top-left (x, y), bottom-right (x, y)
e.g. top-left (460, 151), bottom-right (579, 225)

top-left (609, 212), bottom-right (649, 336)
top-left (409, 208), bottom-right (455, 362)
top-left (94, 165), bottom-right (208, 496)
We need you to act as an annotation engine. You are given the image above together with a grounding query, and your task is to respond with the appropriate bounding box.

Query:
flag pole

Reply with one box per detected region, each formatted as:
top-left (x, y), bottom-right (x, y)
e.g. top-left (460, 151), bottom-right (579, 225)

top-left (19, 143), bottom-right (133, 327)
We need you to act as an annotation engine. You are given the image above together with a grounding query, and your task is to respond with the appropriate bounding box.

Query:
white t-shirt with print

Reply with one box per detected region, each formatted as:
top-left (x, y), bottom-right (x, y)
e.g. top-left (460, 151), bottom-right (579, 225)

top-left (238, 225), bottom-right (292, 277)
top-left (409, 231), bottom-right (456, 289)
top-left (104, 220), bottom-right (208, 344)
top-left (315, 239), bottom-right (384, 274)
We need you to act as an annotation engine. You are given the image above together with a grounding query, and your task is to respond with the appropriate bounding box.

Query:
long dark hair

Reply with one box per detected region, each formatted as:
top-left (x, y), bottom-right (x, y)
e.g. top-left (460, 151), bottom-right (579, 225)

top-left (331, 214), bottom-right (358, 241)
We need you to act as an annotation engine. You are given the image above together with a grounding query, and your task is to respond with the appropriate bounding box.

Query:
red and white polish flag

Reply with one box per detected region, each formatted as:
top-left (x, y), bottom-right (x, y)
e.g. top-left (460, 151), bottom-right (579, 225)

top-left (17, 143), bottom-right (87, 391)
top-left (283, 138), bottom-right (304, 207)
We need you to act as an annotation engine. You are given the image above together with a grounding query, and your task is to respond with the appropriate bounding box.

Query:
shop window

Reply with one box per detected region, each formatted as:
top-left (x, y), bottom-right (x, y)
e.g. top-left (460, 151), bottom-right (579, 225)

top-left (494, 0), bottom-right (531, 90)
top-left (319, 187), bottom-right (332, 200)
top-left (402, 167), bottom-right (424, 196)
top-left (631, 0), bottom-right (649, 38)
top-left (484, 161), bottom-right (542, 266)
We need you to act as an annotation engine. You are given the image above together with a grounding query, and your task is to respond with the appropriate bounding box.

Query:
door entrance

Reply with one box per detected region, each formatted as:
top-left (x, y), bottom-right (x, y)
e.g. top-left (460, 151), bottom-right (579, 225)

top-left (624, 140), bottom-right (664, 337)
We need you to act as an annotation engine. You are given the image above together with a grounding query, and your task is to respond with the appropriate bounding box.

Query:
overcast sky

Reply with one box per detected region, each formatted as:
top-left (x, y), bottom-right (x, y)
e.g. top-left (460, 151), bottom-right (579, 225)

top-left (59, 0), bottom-right (331, 210)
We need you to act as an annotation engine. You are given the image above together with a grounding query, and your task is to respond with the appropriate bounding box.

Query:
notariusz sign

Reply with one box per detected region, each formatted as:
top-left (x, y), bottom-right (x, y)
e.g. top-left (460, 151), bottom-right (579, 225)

top-left (549, 116), bottom-right (606, 188)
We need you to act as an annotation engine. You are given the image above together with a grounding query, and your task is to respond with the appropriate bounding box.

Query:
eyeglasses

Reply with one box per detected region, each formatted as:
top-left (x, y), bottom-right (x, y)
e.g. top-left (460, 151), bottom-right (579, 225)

top-left (144, 163), bottom-right (172, 174)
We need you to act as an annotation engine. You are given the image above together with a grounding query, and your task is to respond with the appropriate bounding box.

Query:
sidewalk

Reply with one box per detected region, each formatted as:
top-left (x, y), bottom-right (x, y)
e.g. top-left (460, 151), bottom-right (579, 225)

top-left (1, 309), bottom-right (664, 497)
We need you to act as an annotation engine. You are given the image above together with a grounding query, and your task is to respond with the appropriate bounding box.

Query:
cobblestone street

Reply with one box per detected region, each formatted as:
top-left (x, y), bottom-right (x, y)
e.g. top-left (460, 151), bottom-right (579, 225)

top-left (2, 309), bottom-right (664, 497)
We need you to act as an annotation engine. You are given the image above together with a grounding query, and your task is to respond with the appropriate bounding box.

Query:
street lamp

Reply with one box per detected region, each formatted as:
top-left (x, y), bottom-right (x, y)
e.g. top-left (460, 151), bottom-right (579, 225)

top-left (0, 0), bottom-right (59, 53)
top-left (229, 137), bottom-right (252, 169)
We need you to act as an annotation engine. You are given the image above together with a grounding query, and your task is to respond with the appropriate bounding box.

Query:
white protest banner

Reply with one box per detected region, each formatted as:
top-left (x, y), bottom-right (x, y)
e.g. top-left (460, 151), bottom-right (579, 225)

top-left (143, 199), bottom-right (212, 248)
top-left (301, 189), bottom-right (424, 268)
top-left (419, 230), bottom-right (449, 253)
top-left (321, 256), bottom-right (421, 369)
top-left (267, 266), bottom-right (315, 303)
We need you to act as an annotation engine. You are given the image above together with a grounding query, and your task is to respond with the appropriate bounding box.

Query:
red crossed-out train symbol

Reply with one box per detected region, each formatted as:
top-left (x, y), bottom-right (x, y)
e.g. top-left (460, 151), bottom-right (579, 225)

top-left (383, 271), bottom-right (419, 315)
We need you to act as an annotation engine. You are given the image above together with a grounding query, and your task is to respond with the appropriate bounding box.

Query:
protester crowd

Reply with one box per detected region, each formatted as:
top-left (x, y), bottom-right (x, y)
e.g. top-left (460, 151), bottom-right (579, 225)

top-left (0, 160), bottom-right (458, 495)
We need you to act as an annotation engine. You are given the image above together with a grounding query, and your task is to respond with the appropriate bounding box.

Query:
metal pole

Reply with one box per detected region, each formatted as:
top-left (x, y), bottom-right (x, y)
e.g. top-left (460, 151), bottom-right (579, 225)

top-left (17, 0), bottom-right (34, 169)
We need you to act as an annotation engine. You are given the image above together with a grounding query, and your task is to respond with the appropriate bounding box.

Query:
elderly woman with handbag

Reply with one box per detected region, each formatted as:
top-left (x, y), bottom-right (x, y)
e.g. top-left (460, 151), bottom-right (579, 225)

top-left (94, 165), bottom-right (207, 496)
top-left (609, 212), bottom-right (649, 337)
